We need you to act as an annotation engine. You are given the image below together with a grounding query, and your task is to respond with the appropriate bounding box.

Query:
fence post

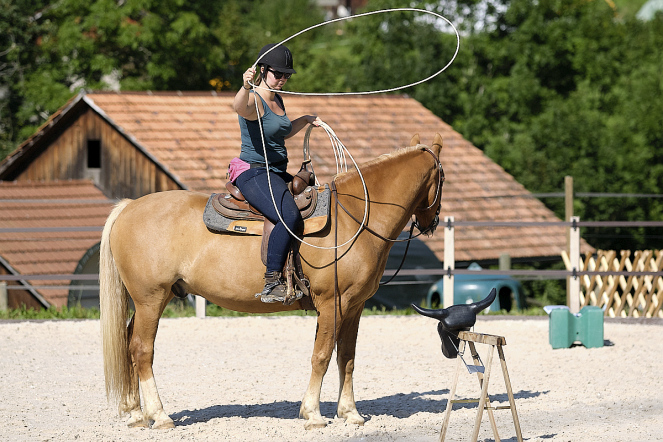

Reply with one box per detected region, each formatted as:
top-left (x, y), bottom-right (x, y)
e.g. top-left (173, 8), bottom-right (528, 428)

top-left (499, 253), bottom-right (511, 271)
top-left (0, 282), bottom-right (7, 311)
top-left (569, 216), bottom-right (580, 314)
top-left (195, 295), bottom-right (206, 318)
top-left (565, 176), bottom-right (574, 308)
top-left (443, 216), bottom-right (455, 308)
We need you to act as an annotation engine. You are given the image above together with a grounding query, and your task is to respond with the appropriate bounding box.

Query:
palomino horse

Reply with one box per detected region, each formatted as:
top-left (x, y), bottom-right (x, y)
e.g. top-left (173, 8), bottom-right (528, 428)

top-left (100, 134), bottom-right (444, 430)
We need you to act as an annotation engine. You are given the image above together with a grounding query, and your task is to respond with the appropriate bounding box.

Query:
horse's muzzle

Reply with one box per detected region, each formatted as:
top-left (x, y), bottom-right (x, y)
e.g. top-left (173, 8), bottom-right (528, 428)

top-left (415, 214), bottom-right (439, 236)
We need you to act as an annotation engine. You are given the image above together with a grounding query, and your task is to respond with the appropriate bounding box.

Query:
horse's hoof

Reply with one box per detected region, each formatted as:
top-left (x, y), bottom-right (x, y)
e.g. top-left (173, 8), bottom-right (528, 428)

top-left (344, 413), bottom-right (365, 426)
top-left (338, 407), bottom-right (365, 426)
top-left (304, 418), bottom-right (327, 430)
top-left (127, 412), bottom-right (149, 428)
top-left (127, 419), bottom-right (149, 428)
top-left (151, 418), bottom-right (175, 429)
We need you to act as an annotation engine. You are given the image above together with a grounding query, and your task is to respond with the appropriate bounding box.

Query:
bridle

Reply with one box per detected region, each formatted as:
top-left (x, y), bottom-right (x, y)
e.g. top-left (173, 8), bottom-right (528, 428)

top-left (330, 146), bottom-right (444, 286)
top-left (412, 147), bottom-right (445, 236)
top-left (331, 147), bottom-right (444, 243)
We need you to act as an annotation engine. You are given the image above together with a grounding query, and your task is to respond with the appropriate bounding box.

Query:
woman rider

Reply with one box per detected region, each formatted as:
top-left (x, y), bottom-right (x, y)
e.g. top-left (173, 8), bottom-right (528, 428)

top-left (231, 43), bottom-right (320, 303)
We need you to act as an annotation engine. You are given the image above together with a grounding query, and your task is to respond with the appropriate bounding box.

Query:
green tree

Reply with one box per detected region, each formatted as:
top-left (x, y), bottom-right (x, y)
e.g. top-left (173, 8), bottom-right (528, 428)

top-left (0, 0), bottom-right (56, 157)
top-left (1, 0), bottom-right (324, 154)
top-left (451, 0), bottom-right (663, 250)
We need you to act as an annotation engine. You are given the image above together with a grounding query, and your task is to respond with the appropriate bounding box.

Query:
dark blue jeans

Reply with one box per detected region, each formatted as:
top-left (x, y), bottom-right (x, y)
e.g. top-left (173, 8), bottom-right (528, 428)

top-left (234, 168), bottom-right (303, 273)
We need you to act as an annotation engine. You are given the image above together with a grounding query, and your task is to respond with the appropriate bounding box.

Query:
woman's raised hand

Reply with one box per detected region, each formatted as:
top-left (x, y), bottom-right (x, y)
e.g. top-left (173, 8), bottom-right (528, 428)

top-left (307, 116), bottom-right (322, 127)
top-left (243, 67), bottom-right (256, 89)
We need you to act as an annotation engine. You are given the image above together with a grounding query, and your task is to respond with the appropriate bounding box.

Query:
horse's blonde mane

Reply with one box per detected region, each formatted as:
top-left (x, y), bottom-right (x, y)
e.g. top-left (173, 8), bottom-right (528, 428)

top-left (334, 144), bottom-right (427, 183)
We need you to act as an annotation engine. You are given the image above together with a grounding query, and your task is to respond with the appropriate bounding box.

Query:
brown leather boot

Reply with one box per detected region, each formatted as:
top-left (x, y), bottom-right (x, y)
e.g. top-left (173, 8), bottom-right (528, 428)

top-left (255, 271), bottom-right (287, 303)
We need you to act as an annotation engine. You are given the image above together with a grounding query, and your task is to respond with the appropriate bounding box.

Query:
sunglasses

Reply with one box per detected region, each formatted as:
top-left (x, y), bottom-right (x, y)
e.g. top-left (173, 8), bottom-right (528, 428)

top-left (267, 69), bottom-right (292, 80)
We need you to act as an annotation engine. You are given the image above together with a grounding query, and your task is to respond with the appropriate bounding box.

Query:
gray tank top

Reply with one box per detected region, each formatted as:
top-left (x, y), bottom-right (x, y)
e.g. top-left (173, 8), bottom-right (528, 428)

top-left (238, 92), bottom-right (292, 172)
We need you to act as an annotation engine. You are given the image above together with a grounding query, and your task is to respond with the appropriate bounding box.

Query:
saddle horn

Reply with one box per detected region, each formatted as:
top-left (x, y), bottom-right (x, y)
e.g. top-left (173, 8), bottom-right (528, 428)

top-left (412, 288), bottom-right (497, 359)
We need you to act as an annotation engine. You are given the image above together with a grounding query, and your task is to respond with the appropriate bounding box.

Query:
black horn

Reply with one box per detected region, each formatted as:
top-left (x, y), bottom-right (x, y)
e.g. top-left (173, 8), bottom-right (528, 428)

top-left (470, 287), bottom-right (497, 314)
top-left (411, 303), bottom-right (448, 321)
top-left (413, 288), bottom-right (498, 359)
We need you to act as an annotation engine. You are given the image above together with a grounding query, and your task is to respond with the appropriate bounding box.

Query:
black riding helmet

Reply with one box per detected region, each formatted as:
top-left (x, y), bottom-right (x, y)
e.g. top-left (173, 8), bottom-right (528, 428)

top-left (256, 43), bottom-right (296, 74)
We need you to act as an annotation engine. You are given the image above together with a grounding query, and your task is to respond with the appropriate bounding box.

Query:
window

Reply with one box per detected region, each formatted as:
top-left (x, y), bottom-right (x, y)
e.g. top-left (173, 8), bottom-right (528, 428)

top-left (87, 140), bottom-right (101, 169)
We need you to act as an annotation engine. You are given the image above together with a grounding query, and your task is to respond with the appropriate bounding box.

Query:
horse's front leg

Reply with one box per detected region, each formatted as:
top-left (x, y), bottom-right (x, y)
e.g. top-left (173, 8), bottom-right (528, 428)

top-left (300, 302), bottom-right (337, 429)
top-left (336, 305), bottom-right (365, 425)
top-left (129, 303), bottom-right (175, 429)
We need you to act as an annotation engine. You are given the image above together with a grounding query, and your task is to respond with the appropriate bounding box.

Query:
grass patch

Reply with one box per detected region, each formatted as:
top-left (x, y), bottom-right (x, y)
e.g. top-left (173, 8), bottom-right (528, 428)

top-left (486, 306), bottom-right (547, 316)
top-left (362, 305), bottom-right (417, 315)
top-left (0, 305), bottom-right (101, 320)
top-left (0, 302), bottom-right (544, 320)
top-left (206, 303), bottom-right (320, 317)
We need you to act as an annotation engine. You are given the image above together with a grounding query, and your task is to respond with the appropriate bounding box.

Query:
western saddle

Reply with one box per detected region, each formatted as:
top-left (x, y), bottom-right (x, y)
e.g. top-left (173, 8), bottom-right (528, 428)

top-left (208, 161), bottom-right (326, 306)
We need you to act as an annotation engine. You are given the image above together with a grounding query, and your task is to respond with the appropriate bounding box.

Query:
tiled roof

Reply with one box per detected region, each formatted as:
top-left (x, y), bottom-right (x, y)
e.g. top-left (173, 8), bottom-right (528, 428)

top-left (85, 91), bottom-right (588, 262)
top-left (0, 180), bottom-right (113, 307)
top-left (0, 91), bottom-right (591, 309)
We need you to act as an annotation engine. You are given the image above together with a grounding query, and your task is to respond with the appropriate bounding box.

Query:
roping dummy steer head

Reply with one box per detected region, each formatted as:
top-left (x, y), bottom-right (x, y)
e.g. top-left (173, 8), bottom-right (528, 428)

top-left (412, 288), bottom-right (497, 358)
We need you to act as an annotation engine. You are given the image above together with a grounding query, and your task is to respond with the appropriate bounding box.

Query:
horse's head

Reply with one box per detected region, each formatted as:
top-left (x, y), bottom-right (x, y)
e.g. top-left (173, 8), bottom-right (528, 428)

top-left (410, 133), bottom-right (445, 237)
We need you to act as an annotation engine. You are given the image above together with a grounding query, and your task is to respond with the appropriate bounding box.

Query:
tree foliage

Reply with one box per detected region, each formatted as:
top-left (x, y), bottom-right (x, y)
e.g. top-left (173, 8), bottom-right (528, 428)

top-left (1, 0), bottom-right (661, 250)
top-left (453, 0), bottom-right (663, 250)
top-left (0, 0), bottom-right (323, 154)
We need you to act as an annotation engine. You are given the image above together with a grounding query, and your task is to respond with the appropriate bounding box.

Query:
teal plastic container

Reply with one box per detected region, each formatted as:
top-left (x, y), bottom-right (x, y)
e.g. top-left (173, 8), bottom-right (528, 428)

top-left (548, 306), bottom-right (604, 349)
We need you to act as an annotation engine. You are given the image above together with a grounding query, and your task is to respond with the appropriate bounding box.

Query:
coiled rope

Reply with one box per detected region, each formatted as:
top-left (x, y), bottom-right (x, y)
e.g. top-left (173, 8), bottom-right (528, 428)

top-left (248, 8), bottom-right (459, 250)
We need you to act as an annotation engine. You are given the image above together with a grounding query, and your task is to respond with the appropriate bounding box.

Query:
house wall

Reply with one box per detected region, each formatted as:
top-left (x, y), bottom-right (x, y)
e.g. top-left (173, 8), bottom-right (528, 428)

top-left (15, 110), bottom-right (181, 199)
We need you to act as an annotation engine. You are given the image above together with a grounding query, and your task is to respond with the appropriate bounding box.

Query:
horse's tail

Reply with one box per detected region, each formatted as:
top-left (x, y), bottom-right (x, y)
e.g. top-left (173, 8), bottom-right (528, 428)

top-left (99, 199), bottom-right (133, 412)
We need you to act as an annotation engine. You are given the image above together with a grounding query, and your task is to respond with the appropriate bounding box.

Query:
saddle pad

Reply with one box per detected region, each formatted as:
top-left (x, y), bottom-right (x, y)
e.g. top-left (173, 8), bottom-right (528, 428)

top-left (203, 184), bottom-right (331, 236)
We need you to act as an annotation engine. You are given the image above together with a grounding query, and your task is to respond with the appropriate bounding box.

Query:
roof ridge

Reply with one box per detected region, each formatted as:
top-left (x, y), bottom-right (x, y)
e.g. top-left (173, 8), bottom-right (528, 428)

top-left (87, 90), bottom-right (234, 97)
top-left (0, 179), bottom-right (97, 187)
top-left (86, 90), bottom-right (411, 99)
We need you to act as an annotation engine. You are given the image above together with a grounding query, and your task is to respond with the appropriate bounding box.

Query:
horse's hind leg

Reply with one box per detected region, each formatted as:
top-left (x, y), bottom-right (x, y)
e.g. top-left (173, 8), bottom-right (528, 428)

top-left (336, 305), bottom-right (365, 425)
top-left (121, 315), bottom-right (148, 428)
top-left (129, 300), bottom-right (175, 429)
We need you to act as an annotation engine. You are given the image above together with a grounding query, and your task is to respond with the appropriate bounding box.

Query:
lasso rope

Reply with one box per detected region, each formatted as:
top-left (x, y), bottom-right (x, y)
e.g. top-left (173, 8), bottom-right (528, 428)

top-left (256, 112), bottom-right (368, 250)
top-left (249, 8), bottom-right (460, 250)
top-left (250, 7), bottom-right (460, 96)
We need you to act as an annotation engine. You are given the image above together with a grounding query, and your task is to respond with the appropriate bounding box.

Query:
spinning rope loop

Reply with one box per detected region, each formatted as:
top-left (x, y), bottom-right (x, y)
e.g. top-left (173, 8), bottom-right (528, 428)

top-left (250, 7), bottom-right (460, 96)
top-left (250, 8), bottom-right (459, 249)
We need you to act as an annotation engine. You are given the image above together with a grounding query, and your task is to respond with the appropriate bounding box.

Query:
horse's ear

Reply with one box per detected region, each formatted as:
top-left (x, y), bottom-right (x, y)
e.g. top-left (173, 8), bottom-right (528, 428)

top-left (410, 133), bottom-right (421, 147)
top-left (431, 133), bottom-right (443, 154)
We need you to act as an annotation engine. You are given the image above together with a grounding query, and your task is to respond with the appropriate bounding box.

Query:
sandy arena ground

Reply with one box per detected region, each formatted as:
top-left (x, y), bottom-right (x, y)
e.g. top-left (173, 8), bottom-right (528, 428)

top-left (1, 315), bottom-right (662, 441)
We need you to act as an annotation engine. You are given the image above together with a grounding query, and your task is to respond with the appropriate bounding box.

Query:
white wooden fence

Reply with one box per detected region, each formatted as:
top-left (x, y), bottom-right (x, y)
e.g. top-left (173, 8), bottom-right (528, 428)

top-left (3, 218), bottom-right (662, 319)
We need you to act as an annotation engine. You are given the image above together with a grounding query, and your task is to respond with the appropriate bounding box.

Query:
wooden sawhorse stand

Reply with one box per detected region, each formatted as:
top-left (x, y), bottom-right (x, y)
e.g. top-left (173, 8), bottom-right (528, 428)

top-left (439, 331), bottom-right (523, 442)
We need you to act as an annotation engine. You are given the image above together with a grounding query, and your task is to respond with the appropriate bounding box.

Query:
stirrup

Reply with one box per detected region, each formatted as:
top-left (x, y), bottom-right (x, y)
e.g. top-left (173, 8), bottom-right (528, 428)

top-left (256, 292), bottom-right (286, 303)
top-left (255, 279), bottom-right (286, 303)
top-left (282, 290), bottom-right (304, 306)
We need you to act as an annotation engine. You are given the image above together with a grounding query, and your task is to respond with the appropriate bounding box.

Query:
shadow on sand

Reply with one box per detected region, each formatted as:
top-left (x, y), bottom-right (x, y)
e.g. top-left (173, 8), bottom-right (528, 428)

top-left (169, 389), bottom-right (547, 427)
